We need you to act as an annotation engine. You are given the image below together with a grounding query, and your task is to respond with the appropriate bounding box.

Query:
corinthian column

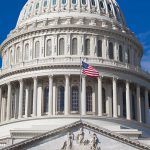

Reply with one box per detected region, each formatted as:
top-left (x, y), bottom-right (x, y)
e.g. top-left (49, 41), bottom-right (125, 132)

top-left (48, 75), bottom-right (53, 115)
top-left (126, 81), bottom-right (131, 120)
top-left (145, 89), bottom-right (149, 124)
top-left (25, 86), bottom-right (29, 118)
top-left (65, 75), bottom-right (70, 115)
top-left (18, 80), bottom-right (23, 118)
top-left (6, 82), bottom-right (11, 121)
top-left (98, 77), bottom-right (102, 116)
top-left (136, 85), bottom-right (142, 123)
top-left (113, 78), bottom-right (118, 118)
top-left (81, 76), bottom-right (86, 116)
top-left (33, 77), bottom-right (38, 117)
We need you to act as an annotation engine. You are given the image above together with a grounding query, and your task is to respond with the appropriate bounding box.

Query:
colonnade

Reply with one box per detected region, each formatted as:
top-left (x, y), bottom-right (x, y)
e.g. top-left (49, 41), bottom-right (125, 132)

top-left (0, 75), bottom-right (149, 124)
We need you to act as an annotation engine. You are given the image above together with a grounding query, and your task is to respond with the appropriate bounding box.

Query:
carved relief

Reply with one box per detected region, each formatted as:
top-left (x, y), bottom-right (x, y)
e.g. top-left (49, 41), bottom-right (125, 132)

top-left (61, 128), bottom-right (101, 150)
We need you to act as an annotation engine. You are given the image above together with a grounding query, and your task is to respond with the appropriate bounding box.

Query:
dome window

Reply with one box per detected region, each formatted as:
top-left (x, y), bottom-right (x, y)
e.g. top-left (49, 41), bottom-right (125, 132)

top-left (16, 46), bottom-right (21, 63)
top-left (62, 0), bottom-right (66, 5)
top-left (81, 0), bottom-right (87, 5)
top-left (59, 38), bottom-right (65, 55)
top-left (127, 49), bottom-right (130, 64)
top-left (24, 43), bottom-right (29, 61)
top-left (71, 38), bottom-right (78, 55)
top-left (107, 3), bottom-right (112, 12)
top-left (51, 0), bottom-right (56, 6)
top-left (84, 39), bottom-right (90, 55)
top-left (44, 0), bottom-right (48, 7)
top-left (46, 39), bottom-right (52, 56)
top-left (29, 6), bottom-right (32, 12)
top-left (119, 45), bottom-right (123, 62)
top-left (35, 41), bottom-right (40, 58)
top-left (91, 0), bottom-right (96, 6)
top-left (108, 42), bottom-right (114, 59)
top-left (97, 40), bottom-right (102, 57)
top-left (36, 3), bottom-right (39, 9)
top-left (99, 0), bottom-right (104, 9)
top-left (72, 0), bottom-right (77, 5)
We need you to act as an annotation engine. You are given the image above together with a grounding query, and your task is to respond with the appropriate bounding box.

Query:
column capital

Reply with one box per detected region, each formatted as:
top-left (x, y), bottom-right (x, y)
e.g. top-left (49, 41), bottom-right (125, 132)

top-left (48, 74), bottom-right (53, 79)
top-left (82, 75), bottom-right (86, 78)
top-left (113, 77), bottom-right (118, 82)
top-left (33, 76), bottom-right (38, 80)
top-left (98, 76), bottom-right (103, 80)
top-left (18, 79), bottom-right (24, 83)
top-left (65, 74), bottom-right (70, 78)
top-left (7, 82), bottom-right (11, 86)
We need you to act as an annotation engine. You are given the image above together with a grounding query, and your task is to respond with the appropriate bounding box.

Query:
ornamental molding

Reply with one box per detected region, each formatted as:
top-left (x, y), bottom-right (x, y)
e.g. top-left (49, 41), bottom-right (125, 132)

top-left (0, 24), bottom-right (142, 52)
top-left (0, 63), bottom-right (150, 89)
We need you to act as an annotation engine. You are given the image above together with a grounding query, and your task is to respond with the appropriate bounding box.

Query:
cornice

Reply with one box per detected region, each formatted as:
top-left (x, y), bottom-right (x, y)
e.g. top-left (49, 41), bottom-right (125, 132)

top-left (0, 63), bottom-right (150, 87)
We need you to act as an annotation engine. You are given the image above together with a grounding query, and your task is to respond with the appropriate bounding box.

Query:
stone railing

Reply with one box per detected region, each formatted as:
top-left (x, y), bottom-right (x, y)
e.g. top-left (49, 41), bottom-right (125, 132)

top-left (0, 57), bottom-right (149, 79)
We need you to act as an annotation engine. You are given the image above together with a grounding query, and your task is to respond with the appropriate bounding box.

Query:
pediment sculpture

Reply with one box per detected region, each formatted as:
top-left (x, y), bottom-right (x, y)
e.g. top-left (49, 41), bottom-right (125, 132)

top-left (61, 128), bottom-right (101, 150)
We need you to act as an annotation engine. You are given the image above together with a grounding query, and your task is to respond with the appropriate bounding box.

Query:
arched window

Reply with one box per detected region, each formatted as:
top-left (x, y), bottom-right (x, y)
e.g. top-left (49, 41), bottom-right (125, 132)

top-left (127, 49), bottom-right (130, 64)
top-left (51, 0), bottom-right (56, 6)
top-left (71, 38), bottom-right (77, 55)
top-left (35, 41), bottom-right (40, 58)
top-left (24, 43), bottom-right (29, 61)
top-left (16, 46), bottom-right (21, 63)
top-left (57, 86), bottom-right (64, 112)
top-left (91, 0), bottom-right (96, 6)
top-left (108, 42), bottom-right (114, 59)
top-left (119, 45), bottom-right (123, 62)
top-left (44, 0), bottom-right (48, 7)
top-left (62, 0), bottom-right (66, 5)
top-left (46, 39), bottom-right (52, 56)
top-left (36, 3), bottom-right (39, 9)
top-left (107, 3), bottom-right (112, 12)
top-left (10, 49), bottom-right (13, 65)
top-left (29, 6), bottom-right (32, 12)
top-left (86, 86), bottom-right (92, 112)
top-left (84, 39), bottom-right (90, 55)
top-left (44, 86), bottom-right (49, 113)
top-left (82, 0), bottom-right (87, 5)
top-left (59, 38), bottom-right (65, 55)
top-left (99, 0), bottom-right (104, 9)
top-left (72, 0), bottom-right (77, 5)
top-left (71, 86), bottom-right (79, 112)
top-left (97, 40), bottom-right (102, 57)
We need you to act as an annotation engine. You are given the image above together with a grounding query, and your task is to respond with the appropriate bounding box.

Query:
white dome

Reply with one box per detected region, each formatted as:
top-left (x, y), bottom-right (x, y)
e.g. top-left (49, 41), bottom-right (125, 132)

top-left (17, 0), bottom-right (125, 28)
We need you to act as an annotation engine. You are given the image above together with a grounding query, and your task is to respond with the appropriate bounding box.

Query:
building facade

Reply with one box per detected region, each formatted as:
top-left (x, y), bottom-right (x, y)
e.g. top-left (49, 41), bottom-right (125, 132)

top-left (0, 0), bottom-right (150, 149)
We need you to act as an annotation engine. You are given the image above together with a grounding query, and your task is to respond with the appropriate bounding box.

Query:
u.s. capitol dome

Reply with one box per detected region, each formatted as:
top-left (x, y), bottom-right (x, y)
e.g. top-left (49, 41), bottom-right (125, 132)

top-left (0, 0), bottom-right (150, 149)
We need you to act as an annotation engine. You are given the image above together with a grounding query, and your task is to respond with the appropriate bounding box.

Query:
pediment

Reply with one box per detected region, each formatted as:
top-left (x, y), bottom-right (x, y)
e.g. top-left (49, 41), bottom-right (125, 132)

top-left (2, 121), bottom-right (150, 150)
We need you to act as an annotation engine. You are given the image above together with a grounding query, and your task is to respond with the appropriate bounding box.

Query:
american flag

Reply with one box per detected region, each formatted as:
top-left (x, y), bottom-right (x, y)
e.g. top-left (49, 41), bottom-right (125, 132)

top-left (82, 61), bottom-right (100, 77)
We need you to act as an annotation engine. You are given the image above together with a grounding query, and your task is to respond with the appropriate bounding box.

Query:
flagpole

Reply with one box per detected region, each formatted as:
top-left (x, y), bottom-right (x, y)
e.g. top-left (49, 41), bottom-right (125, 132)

top-left (79, 57), bottom-right (82, 122)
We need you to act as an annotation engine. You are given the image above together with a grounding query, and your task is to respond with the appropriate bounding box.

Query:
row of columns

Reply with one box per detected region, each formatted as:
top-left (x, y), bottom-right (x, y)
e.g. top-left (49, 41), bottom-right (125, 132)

top-left (0, 75), bottom-right (149, 124)
top-left (81, 76), bottom-right (149, 123)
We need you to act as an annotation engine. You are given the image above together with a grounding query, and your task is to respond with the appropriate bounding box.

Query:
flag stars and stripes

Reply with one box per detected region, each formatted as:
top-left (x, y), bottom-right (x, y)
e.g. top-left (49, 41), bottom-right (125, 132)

top-left (82, 61), bottom-right (100, 77)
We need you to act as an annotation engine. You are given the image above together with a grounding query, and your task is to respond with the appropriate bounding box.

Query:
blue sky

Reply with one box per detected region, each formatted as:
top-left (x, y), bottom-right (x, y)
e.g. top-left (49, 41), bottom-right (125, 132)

top-left (0, 0), bottom-right (150, 71)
